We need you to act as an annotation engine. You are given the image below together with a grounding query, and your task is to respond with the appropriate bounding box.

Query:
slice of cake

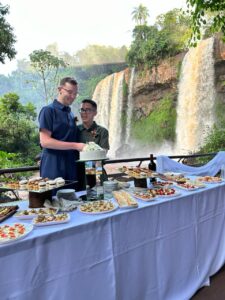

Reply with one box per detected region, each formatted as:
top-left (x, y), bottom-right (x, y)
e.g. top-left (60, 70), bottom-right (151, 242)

top-left (80, 142), bottom-right (107, 161)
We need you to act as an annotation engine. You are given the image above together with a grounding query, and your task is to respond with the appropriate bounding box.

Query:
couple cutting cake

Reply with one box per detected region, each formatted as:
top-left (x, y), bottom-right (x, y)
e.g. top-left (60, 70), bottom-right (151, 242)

top-left (38, 77), bottom-right (109, 191)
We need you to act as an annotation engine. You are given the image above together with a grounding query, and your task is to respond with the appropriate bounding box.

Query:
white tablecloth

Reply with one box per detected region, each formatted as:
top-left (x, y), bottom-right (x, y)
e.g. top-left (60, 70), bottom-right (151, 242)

top-left (1, 182), bottom-right (225, 300)
top-left (157, 151), bottom-right (225, 176)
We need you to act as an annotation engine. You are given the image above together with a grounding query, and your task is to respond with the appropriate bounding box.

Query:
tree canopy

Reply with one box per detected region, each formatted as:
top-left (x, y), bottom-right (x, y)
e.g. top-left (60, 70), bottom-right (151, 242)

top-left (29, 49), bottom-right (67, 104)
top-left (0, 93), bottom-right (39, 161)
top-left (132, 4), bottom-right (149, 25)
top-left (186, 0), bottom-right (225, 45)
top-left (0, 3), bottom-right (16, 64)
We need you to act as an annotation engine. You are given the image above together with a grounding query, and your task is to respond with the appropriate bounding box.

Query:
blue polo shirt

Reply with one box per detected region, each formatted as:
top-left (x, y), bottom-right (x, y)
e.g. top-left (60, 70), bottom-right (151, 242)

top-left (38, 99), bottom-right (79, 181)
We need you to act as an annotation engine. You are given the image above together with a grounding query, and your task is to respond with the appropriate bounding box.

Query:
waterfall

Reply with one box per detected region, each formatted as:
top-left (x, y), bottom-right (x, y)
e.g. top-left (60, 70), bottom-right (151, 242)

top-left (93, 70), bottom-right (125, 157)
top-left (175, 37), bottom-right (216, 154)
top-left (125, 68), bottom-right (135, 144)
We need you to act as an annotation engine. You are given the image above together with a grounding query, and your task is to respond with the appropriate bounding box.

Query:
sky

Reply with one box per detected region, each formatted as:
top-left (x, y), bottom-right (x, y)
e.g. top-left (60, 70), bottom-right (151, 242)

top-left (0, 0), bottom-right (186, 75)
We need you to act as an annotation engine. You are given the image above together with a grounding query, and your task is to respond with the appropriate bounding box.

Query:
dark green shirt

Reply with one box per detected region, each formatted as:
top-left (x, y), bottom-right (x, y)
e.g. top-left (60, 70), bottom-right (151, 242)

top-left (78, 121), bottom-right (110, 150)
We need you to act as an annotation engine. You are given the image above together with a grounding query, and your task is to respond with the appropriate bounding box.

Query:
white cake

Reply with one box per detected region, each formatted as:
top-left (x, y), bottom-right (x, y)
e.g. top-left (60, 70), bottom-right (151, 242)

top-left (80, 142), bottom-right (107, 161)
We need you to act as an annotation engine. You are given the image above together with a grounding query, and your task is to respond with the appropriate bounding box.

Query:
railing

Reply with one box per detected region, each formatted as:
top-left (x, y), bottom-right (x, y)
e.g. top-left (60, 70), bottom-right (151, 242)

top-left (0, 152), bottom-right (217, 176)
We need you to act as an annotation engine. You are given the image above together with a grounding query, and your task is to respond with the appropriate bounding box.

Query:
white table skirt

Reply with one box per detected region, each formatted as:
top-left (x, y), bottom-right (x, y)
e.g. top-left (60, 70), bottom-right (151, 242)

top-left (1, 182), bottom-right (225, 300)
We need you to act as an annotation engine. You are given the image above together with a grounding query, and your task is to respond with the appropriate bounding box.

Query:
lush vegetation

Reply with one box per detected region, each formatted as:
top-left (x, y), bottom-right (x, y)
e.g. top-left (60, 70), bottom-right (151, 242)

top-left (131, 95), bottom-right (177, 146)
top-left (0, 93), bottom-right (40, 168)
top-left (127, 8), bottom-right (192, 70)
top-left (0, 3), bottom-right (16, 63)
top-left (186, 0), bottom-right (225, 45)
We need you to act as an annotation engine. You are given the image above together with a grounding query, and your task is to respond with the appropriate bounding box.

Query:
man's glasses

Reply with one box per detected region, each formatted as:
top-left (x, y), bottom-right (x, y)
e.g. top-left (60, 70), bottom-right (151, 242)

top-left (62, 87), bottom-right (78, 96)
top-left (79, 108), bottom-right (95, 114)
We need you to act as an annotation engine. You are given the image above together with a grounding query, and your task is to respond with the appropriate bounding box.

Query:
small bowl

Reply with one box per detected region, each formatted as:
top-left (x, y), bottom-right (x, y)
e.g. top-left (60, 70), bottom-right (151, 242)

top-left (56, 189), bottom-right (77, 201)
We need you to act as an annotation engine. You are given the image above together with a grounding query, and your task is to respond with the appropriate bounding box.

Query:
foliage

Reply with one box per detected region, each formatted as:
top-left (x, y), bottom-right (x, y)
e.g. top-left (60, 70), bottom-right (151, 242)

top-left (75, 45), bottom-right (128, 65)
top-left (29, 50), bottom-right (67, 104)
top-left (132, 4), bottom-right (149, 25)
top-left (155, 8), bottom-right (192, 52)
top-left (127, 25), bottom-right (174, 70)
top-left (0, 3), bottom-right (16, 64)
top-left (0, 93), bottom-right (39, 163)
top-left (186, 0), bottom-right (225, 46)
top-left (131, 96), bottom-right (177, 145)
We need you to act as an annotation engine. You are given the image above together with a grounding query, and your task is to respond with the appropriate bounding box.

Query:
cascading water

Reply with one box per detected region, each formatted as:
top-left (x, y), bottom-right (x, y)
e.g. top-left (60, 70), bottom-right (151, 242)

top-left (93, 70), bottom-right (124, 157)
top-left (175, 37), bottom-right (216, 154)
top-left (125, 68), bottom-right (135, 144)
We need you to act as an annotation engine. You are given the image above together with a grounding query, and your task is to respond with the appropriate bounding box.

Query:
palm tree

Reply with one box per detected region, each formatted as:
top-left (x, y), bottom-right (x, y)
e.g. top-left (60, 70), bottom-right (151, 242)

top-left (132, 4), bottom-right (149, 26)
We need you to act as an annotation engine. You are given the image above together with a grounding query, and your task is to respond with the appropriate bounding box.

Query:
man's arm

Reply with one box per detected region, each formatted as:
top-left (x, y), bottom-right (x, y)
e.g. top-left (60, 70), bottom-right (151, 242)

top-left (40, 129), bottom-right (85, 151)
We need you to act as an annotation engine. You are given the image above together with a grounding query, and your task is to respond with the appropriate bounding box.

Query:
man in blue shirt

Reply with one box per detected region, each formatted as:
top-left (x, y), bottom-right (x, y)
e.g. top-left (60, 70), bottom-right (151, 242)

top-left (38, 77), bottom-right (85, 182)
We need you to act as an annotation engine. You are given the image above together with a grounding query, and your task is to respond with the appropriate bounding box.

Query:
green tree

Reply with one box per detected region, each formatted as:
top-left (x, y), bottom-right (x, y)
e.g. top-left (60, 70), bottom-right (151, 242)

top-left (0, 93), bottom-right (39, 161)
top-left (127, 25), bottom-right (173, 71)
top-left (186, 0), bottom-right (225, 45)
top-left (155, 9), bottom-right (192, 52)
top-left (132, 4), bottom-right (149, 25)
top-left (29, 49), bottom-right (67, 104)
top-left (0, 3), bottom-right (16, 64)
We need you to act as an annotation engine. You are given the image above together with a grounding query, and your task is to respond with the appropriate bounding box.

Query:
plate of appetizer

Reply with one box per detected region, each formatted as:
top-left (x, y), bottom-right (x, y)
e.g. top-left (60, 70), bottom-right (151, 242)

top-left (0, 223), bottom-right (33, 245)
top-left (113, 190), bottom-right (138, 208)
top-left (197, 176), bottom-right (223, 184)
top-left (0, 205), bottom-right (19, 223)
top-left (132, 189), bottom-right (158, 202)
top-left (14, 208), bottom-right (58, 219)
top-left (174, 182), bottom-right (203, 191)
top-left (152, 181), bottom-right (173, 188)
top-left (32, 213), bottom-right (70, 226)
top-left (78, 200), bottom-right (118, 214)
top-left (154, 188), bottom-right (180, 197)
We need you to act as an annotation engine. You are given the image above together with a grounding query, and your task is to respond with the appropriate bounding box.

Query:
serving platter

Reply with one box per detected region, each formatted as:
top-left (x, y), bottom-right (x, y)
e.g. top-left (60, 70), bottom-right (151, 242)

top-left (132, 190), bottom-right (158, 202)
top-left (174, 182), bottom-right (205, 191)
top-left (14, 208), bottom-right (58, 220)
top-left (154, 188), bottom-right (181, 198)
top-left (78, 200), bottom-right (118, 214)
top-left (0, 180), bottom-right (76, 194)
top-left (0, 223), bottom-right (33, 245)
top-left (113, 190), bottom-right (138, 209)
top-left (32, 213), bottom-right (70, 226)
top-left (0, 205), bottom-right (19, 223)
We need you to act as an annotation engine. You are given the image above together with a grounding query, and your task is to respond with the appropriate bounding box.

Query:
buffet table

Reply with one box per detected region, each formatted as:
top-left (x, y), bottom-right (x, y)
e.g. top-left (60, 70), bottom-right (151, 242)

top-left (1, 182), bottom-right (225, 300)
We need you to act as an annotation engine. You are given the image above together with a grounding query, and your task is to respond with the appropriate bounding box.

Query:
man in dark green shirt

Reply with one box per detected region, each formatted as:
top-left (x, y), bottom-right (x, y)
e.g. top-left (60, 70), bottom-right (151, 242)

top-left (78, 99), bottom-right (109, 150)
top-left (77, 99), bottom-right (109, 190)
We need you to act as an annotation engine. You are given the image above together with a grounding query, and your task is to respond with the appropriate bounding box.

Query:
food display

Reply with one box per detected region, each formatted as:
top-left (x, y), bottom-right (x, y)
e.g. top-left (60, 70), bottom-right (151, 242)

top-left (175, 182), bottom-right (202, 191)
top-left (0, 223), bottom-right (33, 244)
top-left (33, 213), bottom-right (70, 226)
top-left (197, 176), bottom-right (223, 183)
top-left (80, 142), bottom-right (107, 161)
top-left (14, 208), bottom-right (58, 219)
top-left (158, 173), bottom-right (185, 183)
top-left (113, 190), bottom-right (138, 208)
top-left (152, 181), bottom-right (173, 188)
top-left (154, 188), bottom-right (179, 197)
top-left (133, 189), bottom-right (157, 201)
top-left (0, 176), bottom-right (66, 192)
top-left (122, 166), bottom-right (154, 178)
top-left (79, 200), bottom-right (117, 214)
top-left (0, 205), bottom-right (19, 223)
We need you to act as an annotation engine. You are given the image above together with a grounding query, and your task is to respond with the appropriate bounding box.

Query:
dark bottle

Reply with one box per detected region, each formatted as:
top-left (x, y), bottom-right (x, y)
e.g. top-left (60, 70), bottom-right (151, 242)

top-left (148, 154), bottom-right (156, 171)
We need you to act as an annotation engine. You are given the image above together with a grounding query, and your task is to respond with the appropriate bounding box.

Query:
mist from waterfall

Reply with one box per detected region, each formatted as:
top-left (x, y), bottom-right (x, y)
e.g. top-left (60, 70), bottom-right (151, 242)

top-left (175, 37), bottom-right (216, 154)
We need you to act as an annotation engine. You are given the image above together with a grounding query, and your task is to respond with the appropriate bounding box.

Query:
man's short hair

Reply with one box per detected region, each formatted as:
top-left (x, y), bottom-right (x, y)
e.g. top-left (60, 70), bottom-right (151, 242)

top-left (82, 99), bottom-right (97, 110)
top-left (60, 77), bottom-right (77, 86)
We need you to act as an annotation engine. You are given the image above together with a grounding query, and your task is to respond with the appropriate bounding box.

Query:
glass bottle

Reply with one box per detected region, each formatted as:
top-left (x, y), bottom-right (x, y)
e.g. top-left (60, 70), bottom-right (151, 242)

top-left (148, 154), bottom-right (156, 171)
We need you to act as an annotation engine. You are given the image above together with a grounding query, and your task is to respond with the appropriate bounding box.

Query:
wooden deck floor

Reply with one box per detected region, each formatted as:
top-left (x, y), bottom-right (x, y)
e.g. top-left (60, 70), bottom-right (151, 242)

top-left (191, 264), bottom-right (225, 299)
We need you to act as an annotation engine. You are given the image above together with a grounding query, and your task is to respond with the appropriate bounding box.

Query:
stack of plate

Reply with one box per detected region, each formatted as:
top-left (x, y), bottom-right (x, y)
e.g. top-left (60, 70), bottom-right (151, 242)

top-left (56, 189), bottom-right (78, 201)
